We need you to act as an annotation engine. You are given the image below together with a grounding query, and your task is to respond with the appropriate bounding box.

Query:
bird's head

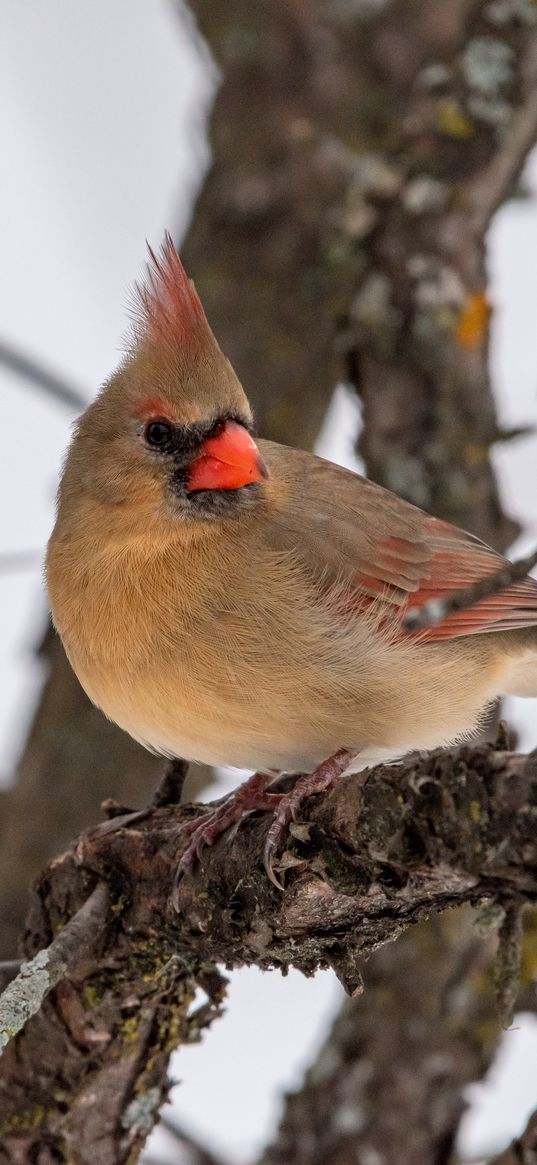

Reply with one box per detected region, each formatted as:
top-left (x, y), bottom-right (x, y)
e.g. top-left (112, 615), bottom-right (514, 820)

top-left (56, 236), bottom-right (269, 540)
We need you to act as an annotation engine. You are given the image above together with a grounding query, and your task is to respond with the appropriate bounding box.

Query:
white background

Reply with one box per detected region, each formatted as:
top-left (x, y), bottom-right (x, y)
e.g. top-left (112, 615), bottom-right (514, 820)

top-left (1, 4), bottom-right (537, 1161)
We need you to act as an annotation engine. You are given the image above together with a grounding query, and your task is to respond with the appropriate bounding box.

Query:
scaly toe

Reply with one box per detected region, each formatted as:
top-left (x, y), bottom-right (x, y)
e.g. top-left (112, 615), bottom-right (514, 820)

top-left (174, 772), bottom-right (284, 892)
top-left (176, 814), bottom-right (227, 879)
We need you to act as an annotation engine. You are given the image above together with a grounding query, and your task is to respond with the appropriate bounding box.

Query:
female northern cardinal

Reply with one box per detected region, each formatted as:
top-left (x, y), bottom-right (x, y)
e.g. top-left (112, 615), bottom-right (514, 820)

top-left (46, 237), bottom-right (537, 886)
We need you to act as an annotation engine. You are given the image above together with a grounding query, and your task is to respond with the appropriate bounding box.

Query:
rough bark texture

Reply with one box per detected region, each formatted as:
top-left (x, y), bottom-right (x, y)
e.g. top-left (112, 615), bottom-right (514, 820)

top-left (0, 883), bottom-right (109, 1054)
top-left (343, 0), bottom-right (537, 547)
top-left (186, 0), bottom-right (537, 547)
top-left (180, 0), bottom-right (349, 448)
top-left (1, 742), bottom-right (537, 1164)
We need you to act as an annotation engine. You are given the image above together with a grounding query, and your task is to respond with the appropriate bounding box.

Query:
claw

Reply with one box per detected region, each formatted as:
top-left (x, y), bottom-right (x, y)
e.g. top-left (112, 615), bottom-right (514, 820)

top-left (173, 771), bottom-right (283, 896)
top-left (173, 750), bottom-right (356, 900)
top-left (263, 849), bottom-right (286, 891)
top-left (261, 748), bottom-right (355, 890)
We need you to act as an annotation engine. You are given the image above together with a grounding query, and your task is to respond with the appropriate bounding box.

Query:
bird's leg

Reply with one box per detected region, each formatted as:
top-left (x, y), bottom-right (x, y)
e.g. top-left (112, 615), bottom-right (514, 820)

top-left (176, 750), bottom-right (355, 891)
top-left (263, 748), bottom-right (355, 889)
top-left (177, 770), bottom-right (283, 877)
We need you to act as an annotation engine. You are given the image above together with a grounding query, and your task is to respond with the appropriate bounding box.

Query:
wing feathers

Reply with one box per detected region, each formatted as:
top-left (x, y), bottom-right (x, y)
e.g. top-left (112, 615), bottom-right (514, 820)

top-left (262, 443), bottom-right (537, 642)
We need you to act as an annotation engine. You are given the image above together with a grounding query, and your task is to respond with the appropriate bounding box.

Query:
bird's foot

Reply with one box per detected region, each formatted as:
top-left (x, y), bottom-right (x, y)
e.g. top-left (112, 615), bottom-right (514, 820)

top-left (176, 770), bottom-right (282, 880)
top-left (263, 748), bottom-right (354, 889)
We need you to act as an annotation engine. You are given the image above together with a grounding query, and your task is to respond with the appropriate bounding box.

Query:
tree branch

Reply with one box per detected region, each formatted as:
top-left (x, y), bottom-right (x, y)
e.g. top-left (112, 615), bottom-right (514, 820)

top-left (346, 0), bottom-right (537, 550)
top-left (156, 1114), bottom-right (227, 1165)
top-left (469, 34), bottom-right (537, 238)
top-left (0, 552), bottom-right (40, 574)
top-left (1, 742), bottom-right (537, 1162)
top-left (0, 337), bottom-right (87, 410)
top-left (0, 883), bottom-right (109, 1054)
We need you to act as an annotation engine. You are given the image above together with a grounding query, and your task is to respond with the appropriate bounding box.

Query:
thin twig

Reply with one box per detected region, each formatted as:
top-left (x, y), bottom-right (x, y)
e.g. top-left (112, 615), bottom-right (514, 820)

top-left (0, 551), bottom-right (41, 573)
top-left (0, 337), bottom-right (86, 410)
top-left (158, 1114), bottom-right (227, 1165)
top-left (405, 545), bottom-right (537, 632)
top-left (0, 882), bottom-right (109, 1054)
top-left (494, 899), bottom-right (526, 1029)
top-left (152, 759), bottom-right (189, 808)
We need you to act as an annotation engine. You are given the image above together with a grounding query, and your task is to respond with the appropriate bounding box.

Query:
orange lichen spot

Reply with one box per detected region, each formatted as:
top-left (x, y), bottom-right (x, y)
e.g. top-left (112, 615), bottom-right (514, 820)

top-left (456, 291), bottom-right (491, 348)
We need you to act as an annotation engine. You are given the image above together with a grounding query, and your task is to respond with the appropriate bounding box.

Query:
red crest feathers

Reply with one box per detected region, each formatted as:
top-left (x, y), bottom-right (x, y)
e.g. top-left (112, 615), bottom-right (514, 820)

top-left (132, 233), bottom-right (209, 349)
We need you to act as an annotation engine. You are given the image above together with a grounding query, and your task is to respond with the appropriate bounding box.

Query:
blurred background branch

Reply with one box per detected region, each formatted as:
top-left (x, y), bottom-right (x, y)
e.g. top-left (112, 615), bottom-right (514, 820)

top-left (0, 552), bottom-right (40, 573)
top-left (0, 337), bottom-right (86, 410)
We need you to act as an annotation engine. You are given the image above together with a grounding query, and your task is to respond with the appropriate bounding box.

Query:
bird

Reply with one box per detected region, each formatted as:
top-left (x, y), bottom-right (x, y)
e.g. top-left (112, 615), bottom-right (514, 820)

top-left (46, 235), bottom-right (537, 888)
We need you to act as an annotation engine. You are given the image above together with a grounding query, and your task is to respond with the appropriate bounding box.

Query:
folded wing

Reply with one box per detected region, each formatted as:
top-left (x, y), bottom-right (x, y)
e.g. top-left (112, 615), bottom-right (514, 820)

top-left (262, 442), bottom-right (537, 642)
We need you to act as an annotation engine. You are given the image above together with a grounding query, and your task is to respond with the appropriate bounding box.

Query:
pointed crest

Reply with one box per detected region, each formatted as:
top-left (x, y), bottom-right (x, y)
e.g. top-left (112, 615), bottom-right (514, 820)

top-left (132, 233), bottom-right (209, 350)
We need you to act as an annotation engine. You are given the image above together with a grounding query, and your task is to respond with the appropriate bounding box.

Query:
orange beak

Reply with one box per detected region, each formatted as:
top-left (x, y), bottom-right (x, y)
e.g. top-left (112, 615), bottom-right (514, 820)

top-left (187, 421), bottom-right (269, 492)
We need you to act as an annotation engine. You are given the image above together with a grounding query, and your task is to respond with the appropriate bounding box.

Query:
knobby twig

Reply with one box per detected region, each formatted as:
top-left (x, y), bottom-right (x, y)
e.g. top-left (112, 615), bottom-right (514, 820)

top-left (0, 337), bottom-right (86, 410)
top-left (151, 758), bottom-right (190, 808)
top-left (0, 882), bottom-right (109, 1053)
top-left (405, 545), bottom-right (537, 632)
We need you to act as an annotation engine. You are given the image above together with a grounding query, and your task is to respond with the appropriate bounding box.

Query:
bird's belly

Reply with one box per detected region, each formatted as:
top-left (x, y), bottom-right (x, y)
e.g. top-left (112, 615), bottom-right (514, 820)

top-left (84, 677), bottom-right (331, 773)
top-left (74, 656), bottom-right (351, 772)
top-left (73, 637), bottom-right (508, 776)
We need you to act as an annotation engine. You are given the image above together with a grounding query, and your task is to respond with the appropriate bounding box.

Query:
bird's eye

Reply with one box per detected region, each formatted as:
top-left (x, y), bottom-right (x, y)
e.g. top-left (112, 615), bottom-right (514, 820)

top-left (144, 420), bottom-right (173, 449)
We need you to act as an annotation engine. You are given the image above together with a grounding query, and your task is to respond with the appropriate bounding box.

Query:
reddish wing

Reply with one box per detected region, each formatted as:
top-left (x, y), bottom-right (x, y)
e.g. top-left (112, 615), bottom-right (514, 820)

top-left (263, 444), bottom-right (537, 644)
top-left (373, 519), bottom-right (537, 641)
